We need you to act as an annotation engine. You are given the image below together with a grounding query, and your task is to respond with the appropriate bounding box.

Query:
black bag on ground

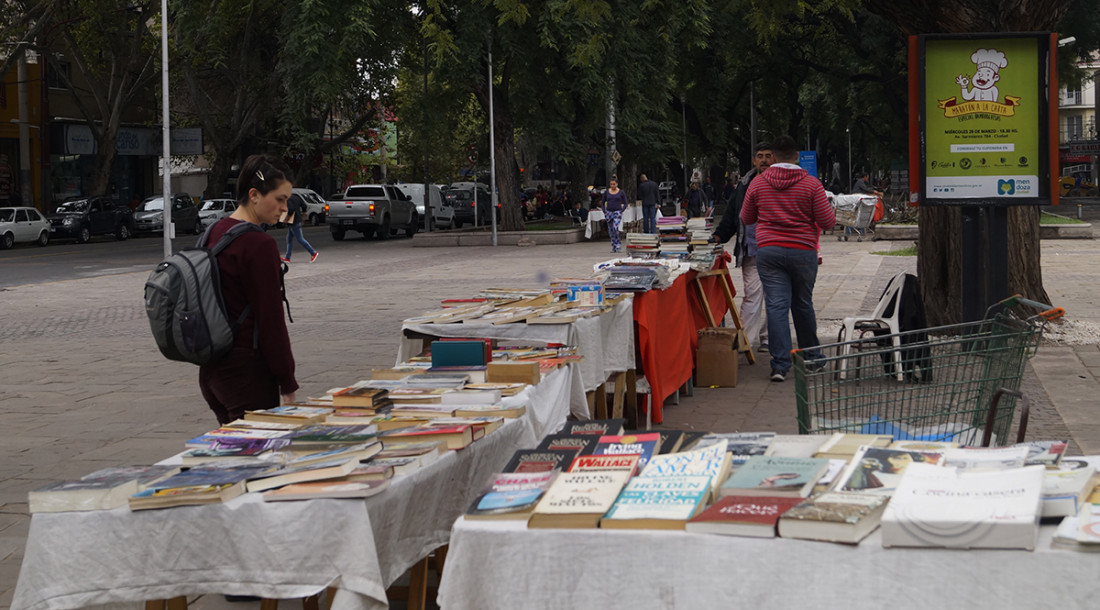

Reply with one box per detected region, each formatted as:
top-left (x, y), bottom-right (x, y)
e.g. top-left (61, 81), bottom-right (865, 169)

top-left (144, 222), bottom-right (263, 365)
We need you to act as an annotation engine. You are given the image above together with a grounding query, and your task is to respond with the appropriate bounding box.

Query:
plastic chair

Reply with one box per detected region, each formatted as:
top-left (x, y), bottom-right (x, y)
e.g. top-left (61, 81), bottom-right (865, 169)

top-left (837, 272), bottom-right (908, 380)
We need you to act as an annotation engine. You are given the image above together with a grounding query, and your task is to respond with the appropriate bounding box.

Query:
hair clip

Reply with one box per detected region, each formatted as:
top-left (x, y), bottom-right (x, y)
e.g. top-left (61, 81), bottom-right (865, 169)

top-left (256, 170), bottom-right (265, 182)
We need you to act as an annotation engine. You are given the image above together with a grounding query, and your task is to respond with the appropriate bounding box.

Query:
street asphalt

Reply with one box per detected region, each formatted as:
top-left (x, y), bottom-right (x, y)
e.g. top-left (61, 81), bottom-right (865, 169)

top-left (1, 219), bottom-right (1098, 609)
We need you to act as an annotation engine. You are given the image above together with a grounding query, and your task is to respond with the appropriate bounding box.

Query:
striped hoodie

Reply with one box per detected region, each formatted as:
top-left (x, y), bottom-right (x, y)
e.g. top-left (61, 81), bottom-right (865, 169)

top-left (740, 163), bottom-right (834, 251)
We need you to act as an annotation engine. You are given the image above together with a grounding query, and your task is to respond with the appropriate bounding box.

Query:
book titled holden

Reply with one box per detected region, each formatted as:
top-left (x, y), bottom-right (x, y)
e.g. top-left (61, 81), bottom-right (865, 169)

top-left (535, 433), bottom-right (599, 456)
top-left (527, 470), bottom-right (633, 529)
top-left (719, 455), bottom-right (831, 499)
top-left (777, 491), bottom-right (890, 544)
top-left (881, 463), bottom-right (1046, 550)
top-left (591, 433), bottom-right (661, 470)
top-left (381, 423), bottom-right (483, 450)
top-left (128, 466), bottom-right (272, 511)
top-left (686, 495), bottom-right (804, 538)
top-left (262, 478), bottom-right (391, 502)
top-left (466, 469), bottom-right (561, 520)
top-left (243, 405), bottom-right (332, 425)
top-left (503, 449), bottom-right (578, 473)
top-left (559, 419), bottom-right (627, 436)
top-left (29, 465), bottom-right (182, 513)
top-left (600, 475), bottom-right (713, 530)
top-left (640, 440), bottom-right (731, 495)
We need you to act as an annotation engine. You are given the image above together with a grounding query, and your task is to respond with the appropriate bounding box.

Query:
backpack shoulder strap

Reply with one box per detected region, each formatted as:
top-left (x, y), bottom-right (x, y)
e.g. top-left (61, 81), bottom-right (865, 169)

top-left (209, 221), bottom-right (263, 256)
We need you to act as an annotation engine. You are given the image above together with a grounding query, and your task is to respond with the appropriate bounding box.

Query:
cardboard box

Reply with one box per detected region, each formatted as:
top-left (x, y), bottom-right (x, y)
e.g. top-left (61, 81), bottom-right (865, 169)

top-left (486, 361), bottom-right (541, 386)
top-left (695, 327), bottom-right (739, 387)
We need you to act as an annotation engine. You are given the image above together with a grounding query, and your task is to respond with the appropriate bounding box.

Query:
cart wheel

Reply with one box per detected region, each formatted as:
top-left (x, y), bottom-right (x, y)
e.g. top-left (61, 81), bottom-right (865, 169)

top-left (837, 235), bottom-right (843, 241)
top-left (857, 236), bottom-right (863, 242)
top-left (843, 235), bottom-right (849, 242)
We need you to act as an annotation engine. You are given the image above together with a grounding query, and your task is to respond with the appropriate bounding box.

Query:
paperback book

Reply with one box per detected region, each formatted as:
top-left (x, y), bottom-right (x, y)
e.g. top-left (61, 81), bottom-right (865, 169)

top-left (243, 405), bottom-right (331, 425)
top-left (527, 470), bottom-right (633, 529)
top-left (834, 446), bottom-right (944, 495)
top-left (261, 478), bottom-right (391, 502)
top-left (559, 418), bottom-right (626, 436)
top-left (600, 475), bottom-right (713, 530)
top-left (686, 495), bottom-right (804, 538)
top-left (591, 432), bottom-right (662, 470)
top-left (29, 465), bottom-right (181, 513)
top-left (129, 466), bottom-right (272, 511)
top-left (719, 455), bottom-right (831, 499)
top-left (777, 491), bottom-right (890, 544)
top-left (502, 449), bottom-right (577, 473)
top-left (535, 433), bottom-right (600, 456)
top-left (466, 469), bottom-right (560, 520)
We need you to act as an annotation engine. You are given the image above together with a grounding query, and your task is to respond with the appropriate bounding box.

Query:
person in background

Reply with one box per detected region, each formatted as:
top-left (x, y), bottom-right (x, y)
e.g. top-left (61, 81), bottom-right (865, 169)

top-left (853, 170), bottom-right (882, 197)
top-left (200, 154), bottom-right (299, 424)
top-left (602, 175), bottom-right (629, 253)
top-left (685, 182), bottom-right (703, 218)
top-left (720, 177), bottom-right (736, 211)
top-left (703, 176), bottom-right (716, 214)
top-left (740, 135), bottom-right (834, 382)
top-left (283, 191), bottom-right (318, 264)
top-left (638, 173), bottom-right (660, 234)
top-left (712, 141), bottom-right (773, 353)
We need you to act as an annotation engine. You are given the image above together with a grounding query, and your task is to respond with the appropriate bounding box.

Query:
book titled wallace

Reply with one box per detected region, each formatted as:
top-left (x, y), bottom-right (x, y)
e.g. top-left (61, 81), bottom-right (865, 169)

top-left (881, 463), bottom-right (1046, 550)
top-left (719, 455), bottom-right (831, 499)
top-left (591, 433), bottom-right (661, 470)
top-left (568, 454), bottom-right (642, 476)
top-left (503, 449), bottom-right (580, 473)
top-left (686, 495), bottom-right (805, 538)
top-left (466, 469), bottom-right (560, 520)
top-left (777, 491), bottom-right (890, 544)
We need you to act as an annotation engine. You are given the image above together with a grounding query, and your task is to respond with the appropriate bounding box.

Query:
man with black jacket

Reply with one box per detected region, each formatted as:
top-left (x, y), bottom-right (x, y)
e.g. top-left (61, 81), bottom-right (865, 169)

top-left (712, 142), bottom-right (773, 353)
top-left (638, 174), bottom-right (660, 234)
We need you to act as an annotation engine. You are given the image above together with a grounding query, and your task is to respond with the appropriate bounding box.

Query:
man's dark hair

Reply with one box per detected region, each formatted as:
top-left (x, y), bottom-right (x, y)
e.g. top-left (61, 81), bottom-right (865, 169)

top-left (753, 141), bottom-right (772, 153)
top-left (770, 135), bottom-right (796, 161)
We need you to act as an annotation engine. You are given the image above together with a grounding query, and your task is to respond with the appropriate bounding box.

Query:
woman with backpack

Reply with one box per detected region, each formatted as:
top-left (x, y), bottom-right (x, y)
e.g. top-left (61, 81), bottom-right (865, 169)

top-left (199, 154), bottom-right (299, 424)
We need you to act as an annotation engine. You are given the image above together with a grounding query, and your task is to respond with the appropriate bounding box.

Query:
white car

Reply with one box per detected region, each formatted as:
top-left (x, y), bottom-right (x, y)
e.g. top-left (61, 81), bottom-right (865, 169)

top-left (396, 183), bottom-right (456, 229)
top-left (198, 198), bottom-right (237, 228)
top-left (291, 188), bottom-right (327, 226)
top-left (0, 206), bottom-right (51, 248)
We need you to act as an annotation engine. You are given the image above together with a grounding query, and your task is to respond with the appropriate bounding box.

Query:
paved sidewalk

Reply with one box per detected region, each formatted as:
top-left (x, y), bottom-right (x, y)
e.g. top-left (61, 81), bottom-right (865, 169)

top-left (0, 231), bottom-right (1097, 609)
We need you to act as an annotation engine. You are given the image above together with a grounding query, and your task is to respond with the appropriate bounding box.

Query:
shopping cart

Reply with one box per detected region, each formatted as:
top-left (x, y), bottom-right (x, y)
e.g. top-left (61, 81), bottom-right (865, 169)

top-left (793, 296), bottom-right (1064, 447)
top-left (831, 194), bottom-right (879, 242)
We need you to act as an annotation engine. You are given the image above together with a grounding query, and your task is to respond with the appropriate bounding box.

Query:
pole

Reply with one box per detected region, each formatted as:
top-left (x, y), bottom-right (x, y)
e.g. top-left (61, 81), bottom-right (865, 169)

top-left (681, 93), bottom-right (687, 193)
top-left (488, 42), bottom-right (497, 246)
top-left (16, 53), bottom-right (33, 208)
top-left (160, 0), bottom-right (172, 258)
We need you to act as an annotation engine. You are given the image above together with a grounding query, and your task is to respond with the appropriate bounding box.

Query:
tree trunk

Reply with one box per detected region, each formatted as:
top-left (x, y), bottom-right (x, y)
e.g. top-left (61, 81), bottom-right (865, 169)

top-left (87, 130), bottom-right (118, 196)
top-left (494, 106), bottom-right (523, 231)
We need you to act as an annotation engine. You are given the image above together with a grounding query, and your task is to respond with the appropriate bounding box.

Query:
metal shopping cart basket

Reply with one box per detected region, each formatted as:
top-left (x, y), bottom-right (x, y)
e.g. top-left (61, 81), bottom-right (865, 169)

top-left (793, 296), bottom-right (1064, 446)
top-left (832, 194), bottom-right (879, 242)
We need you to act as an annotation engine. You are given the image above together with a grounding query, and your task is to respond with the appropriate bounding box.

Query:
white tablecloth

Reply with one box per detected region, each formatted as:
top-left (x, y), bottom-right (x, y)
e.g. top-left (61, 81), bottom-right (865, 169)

top-left (399, 298), bottom-right (634, 399)
top-left (585, 204), bottom-right (659, 239)
top-left (12, 366), bottom-right (580, 610)
top-left (437, 517), bottom-right (1100, 610)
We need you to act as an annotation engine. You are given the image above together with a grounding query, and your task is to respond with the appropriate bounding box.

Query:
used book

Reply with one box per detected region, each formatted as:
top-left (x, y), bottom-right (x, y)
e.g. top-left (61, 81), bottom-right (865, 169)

top-left (128, 466), bottom-right (272, 511)
top-left (375, 441), bottom-right (445, 467)
top-left (527, 470), bottom-right (633, 529)
top-left (185, 427), bottom-right (293, 448)
top-left (29, 465), bottom-right (182, 513)
top-left (719, 455), bottom-right (831, 499)
top-left (591, 432), bottom-right (661, 470)
top-left (600, 475), bottom-right (713, 530)
top-left (466, 469), bottom-right (560, 520)
top-left (698, 432), bottom-right (775, 463)
top-left (262, 478), bottom-right (391, 501)
top-left (287, 424), bottom-right (378, 449)
top-left (284, 441), bottom-right (382, 469)
top-left (1041, 466), bottom-right (1098, 518)
top-left (244, 458), bottom-right (360, 493)
top-left (639, 439), bottom-right (731, 495)
top-left (834, 446), bottom-right (944, 495)
top-left (535, 433), bottom-right (599, 456)
top-left (777, 491), bottom-right (890, 544)
top-left (686, 495), bottom-right (804, 538)
top-left (381, 423), bottom-right (483, 450)
top-left (243, 405), bottom-right (332, 425)
top-left (813, 433), bottom-right (893, 460)
top-left (1014, 440), bottom-right (1068, 468)
top-left (881, 463), bottom-right (1046, 550)
top-left (765, 434), bottom-right (830, 458)
top-left (179, 439), bottom-right (291, 466)
top-left (502, 448), bottom-right (577, 473)
top-left (568, 453), bottom-right (641, 476)
top-left (559, 419), bottom-right (626, 436)
top-left (1052, 507), bottom-right (1100, 552)
top-left (330, 384), bottom-right (391, 409)
top-left (453, 403), bottom-right (527, 419)
top-left (942, 445), bottom-right (1030, 471)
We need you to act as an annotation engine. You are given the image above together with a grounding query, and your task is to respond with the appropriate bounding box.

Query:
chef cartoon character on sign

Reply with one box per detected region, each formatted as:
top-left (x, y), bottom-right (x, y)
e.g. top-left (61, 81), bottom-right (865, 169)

top-left (955, 48), bottom-right (1007, 102)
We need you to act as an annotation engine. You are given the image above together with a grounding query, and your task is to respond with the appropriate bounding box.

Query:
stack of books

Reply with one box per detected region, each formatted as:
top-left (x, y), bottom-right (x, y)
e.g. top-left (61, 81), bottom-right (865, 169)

top-left (624, 233), bottom-right (659, 257)
top-left (657, 216), bottom-right (688, 259)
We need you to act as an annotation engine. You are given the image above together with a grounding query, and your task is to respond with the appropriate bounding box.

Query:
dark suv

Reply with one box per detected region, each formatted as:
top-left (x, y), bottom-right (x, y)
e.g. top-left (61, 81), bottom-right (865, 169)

top-left (48, 196), bottom-right (136, 243)
top-left (133, 193), bottom-right (200, 235)
top-left (444, 187), bottom-right (496, 228)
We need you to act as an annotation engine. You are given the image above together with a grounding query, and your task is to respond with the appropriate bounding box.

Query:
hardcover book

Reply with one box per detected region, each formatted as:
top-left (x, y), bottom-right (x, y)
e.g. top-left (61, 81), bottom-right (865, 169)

top-left (686, 495), bottom-right (804, 538)
top-left (719, 456), bottom-right (831, 498)
top-left (527, 470), bottom-right (633, 529)
top-left (813, 433), bottom-right (893, 460)
top-left (1041, 466), bottom-right (1098, 518)
top-left (568, 453), bottom-right (642, 475)
top-left (591, 432), bottom-right (662, 470)
top-left (765, 434), bottom-right (830, 458)
top-left (777, 491), bottom-right (890, 544)
top-left (881, 463), bottom-right (1046, 550)
top-left (330, 384), bottom-right (391, 409)
top-left (262, 478), bottom-right (391, 501)
top-left (245, 458), bottom-right (360, 493)
top-left (559, 419), bottom-right (627, 436)
top-left (466, 469), bottom-right (560, 520)
top-left (698, 432), bottom-right (775, 463)
top-left (381, 423), bottom-right (483, 450)
top-left (502, 449), bottom-right (577, 473)
top-left (600, 475), bottom-right (713, 530)
top-left (535, 433), bottom-right (599, 456)
top-left (1014, 440), bottom-right (1069, 468)
top-left (452, 403), bottom-right (527, 419)
top-left (942, 445), bottom-right (1031, 471)
top-left (835, 446), bottom-right (944, 495)
top-left (243, 405), bottom-right (332, 425)
top-left (287, 424), bottom-right (378, 448)
top-left (129, 466), bottom-right (273, 510)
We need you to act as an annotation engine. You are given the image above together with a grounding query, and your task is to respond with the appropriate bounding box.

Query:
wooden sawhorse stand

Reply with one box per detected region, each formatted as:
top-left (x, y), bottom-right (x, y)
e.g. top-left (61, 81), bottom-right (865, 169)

top-left (692, 267), bottom-right (755, 365)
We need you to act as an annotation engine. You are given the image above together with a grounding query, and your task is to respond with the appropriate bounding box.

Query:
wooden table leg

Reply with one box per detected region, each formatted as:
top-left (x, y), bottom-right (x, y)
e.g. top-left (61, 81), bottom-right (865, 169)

top-left (260, 599), bottom-right (279, 610)
top-left (611, 371), bottom-right (626, 419)
top-left (624, 369), bottom-right (639, 430)
top-left (407, 555), bottom-right (431, 610)
top-left (145, 598), bottom-right (187, 610)
top-left (592, 382), bottom-right (608, 419)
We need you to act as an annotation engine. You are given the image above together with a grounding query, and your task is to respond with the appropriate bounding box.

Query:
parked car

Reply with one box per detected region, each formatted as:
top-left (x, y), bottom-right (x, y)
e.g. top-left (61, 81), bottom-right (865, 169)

top-left (134, 193), bottom-right (200, 235)
top-left (395, 183), bottom-right (455, 230)
top-left (48, 196), bottom-right (135, 243)
top-left (291, 188), bottom-right (328, 226)
top-left (198, 198), bottom-right (237, 228)
top-left (444, 185), bottom-right (497, 228)
top-left (0, 206), bottom-right (51, 248)
top-left (325, 184), bottom-right (418, 240)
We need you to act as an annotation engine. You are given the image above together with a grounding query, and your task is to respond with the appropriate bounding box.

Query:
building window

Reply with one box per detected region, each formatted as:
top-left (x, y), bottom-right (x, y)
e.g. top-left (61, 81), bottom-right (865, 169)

top-left (46, 60), bottom-right (70, 90)
top-left (1068, 115), bottom-right (1083, 141)
top-left (1067, 88), bottom-right (1083, 105)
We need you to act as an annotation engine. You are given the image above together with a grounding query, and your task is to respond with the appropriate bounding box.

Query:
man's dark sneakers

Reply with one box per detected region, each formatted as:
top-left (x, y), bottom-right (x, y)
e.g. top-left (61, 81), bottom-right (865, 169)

top-left (770, 369), bottom-right (787, 382)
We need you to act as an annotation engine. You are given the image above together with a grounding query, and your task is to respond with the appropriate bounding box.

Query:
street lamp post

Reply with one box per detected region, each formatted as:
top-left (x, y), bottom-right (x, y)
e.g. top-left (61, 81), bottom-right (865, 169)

top-left (160, 0), bottom-right (172, 258)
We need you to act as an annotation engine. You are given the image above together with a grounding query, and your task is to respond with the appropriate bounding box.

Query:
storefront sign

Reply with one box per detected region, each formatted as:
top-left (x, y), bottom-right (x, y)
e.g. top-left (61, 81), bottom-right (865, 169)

top-left (798, 151), bottom-right (818, 178)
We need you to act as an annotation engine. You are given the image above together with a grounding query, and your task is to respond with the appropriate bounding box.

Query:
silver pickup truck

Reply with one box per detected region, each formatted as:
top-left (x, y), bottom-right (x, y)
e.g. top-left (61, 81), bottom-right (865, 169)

top-left (325, 184), bottom-right (419, 240)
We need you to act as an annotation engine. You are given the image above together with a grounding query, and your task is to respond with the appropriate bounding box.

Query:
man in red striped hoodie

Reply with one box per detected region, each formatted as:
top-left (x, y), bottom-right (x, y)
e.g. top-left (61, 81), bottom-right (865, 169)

top-left (740, 135), bottom-right (835, 382)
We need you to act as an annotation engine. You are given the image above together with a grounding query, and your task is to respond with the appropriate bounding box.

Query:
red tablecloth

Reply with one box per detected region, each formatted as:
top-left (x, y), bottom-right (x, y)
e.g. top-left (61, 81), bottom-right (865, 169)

top-left (633, 255), bottom-right (734, 424)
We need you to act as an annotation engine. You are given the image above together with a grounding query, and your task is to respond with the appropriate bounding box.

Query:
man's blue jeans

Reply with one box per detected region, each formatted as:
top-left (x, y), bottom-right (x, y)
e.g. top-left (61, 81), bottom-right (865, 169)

top-left (642, 205), bottom-right (657, 234)
top-left (285, 223), bottom-right (316, 259)
top-left (756, 245), bottom-right (822, 372)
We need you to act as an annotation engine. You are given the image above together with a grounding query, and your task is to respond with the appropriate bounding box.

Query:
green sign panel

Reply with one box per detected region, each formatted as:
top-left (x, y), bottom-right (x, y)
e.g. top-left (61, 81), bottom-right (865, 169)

top-left (924, 37), bottom-right (1043, 200)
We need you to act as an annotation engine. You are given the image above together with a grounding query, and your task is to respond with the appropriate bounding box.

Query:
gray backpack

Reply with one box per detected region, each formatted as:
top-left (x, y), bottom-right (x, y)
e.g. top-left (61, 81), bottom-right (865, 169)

top-left (144, 222), bottom-right (264, 365)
